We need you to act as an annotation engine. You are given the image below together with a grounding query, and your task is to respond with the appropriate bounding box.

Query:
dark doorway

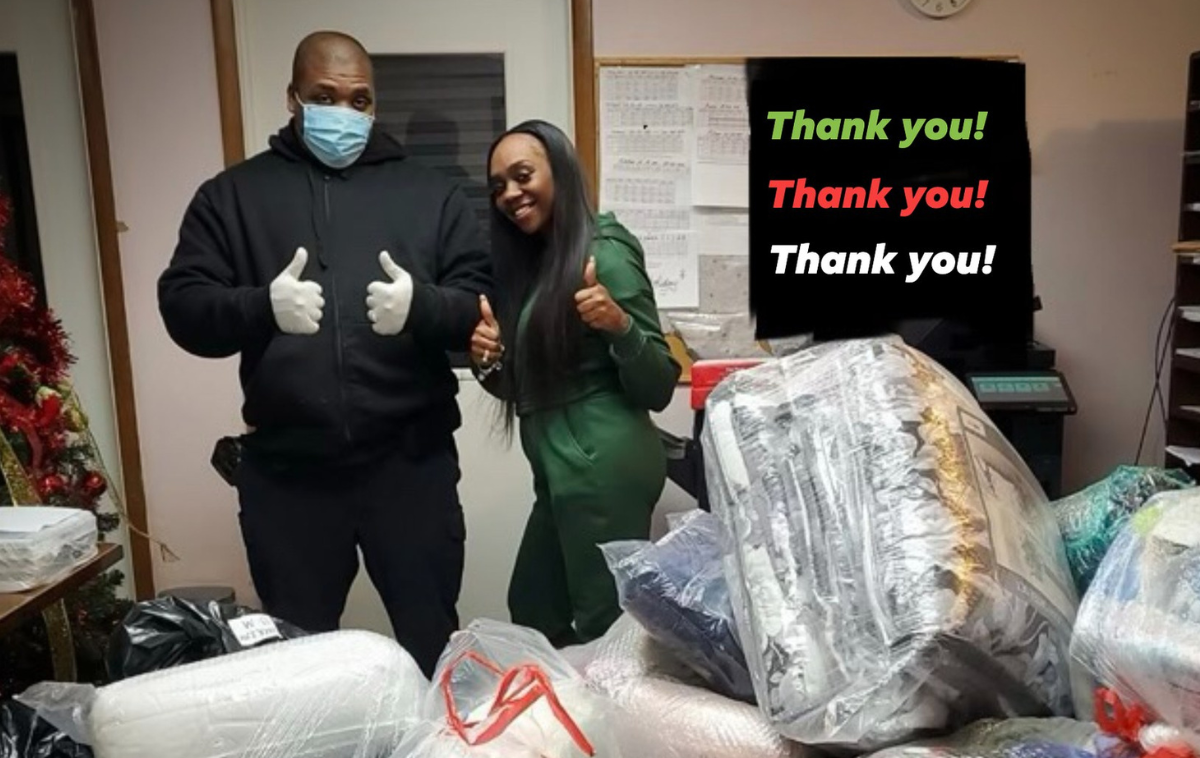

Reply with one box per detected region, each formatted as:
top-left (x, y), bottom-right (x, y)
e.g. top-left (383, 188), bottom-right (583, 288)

top-left (0, 53), bottom-right (45, 308)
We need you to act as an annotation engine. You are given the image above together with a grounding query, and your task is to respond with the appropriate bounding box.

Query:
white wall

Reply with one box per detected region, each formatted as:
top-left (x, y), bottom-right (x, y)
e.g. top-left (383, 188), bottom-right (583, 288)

top-left (233, 0), bottom-right (574, 156)
top-left (0, 0), bottom-right (132, 590)
top-left (594, 0), bottom-right (1200, 493)
top-left (92, 0), bottom-right (244, 603)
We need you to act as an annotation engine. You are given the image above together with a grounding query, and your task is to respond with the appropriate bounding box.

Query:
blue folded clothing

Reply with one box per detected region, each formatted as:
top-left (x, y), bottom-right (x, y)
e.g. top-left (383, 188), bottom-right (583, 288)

top-left (600, 510), bottom-right (754, 703)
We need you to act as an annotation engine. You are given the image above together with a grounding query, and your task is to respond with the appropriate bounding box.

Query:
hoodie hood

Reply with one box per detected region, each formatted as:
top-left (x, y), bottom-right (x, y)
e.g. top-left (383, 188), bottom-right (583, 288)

top-left (594, 211), bottom-right (645, 262)
top-left (269, 119), bottom-right (408, 170)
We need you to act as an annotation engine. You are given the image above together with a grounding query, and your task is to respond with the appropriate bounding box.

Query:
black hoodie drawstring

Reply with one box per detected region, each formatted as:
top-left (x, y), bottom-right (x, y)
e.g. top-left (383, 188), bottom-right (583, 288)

top-left (305, 168), bottom-right (328, 269)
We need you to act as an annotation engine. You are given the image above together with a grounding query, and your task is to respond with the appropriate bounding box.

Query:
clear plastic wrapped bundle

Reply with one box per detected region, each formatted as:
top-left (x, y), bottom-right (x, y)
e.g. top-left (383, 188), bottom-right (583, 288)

top-left (666, 312), bottom-right (767, 360)
top-left (0, 507), bottom-right (98, 593)
top-left (700, 335), bottom-right (1081, 751)
top-left (1050, 465), bottom-right (1193, 593)
top-left (863, 718), bottom-right (1136, 758)
top-left (599, 509), bottom-right (754, 702)
top-left (1071, 487), bottom-right (1200, 737)
top-left (393, 619), bottom-right (629, 758)
top-left (87, 629), bottom-right (427, 758)
top-left (12, 682), bottom-right (96, 750)
top-left (2, 688), bottom-right (95, 758)
top-left (568, 614), bottom-right (812, 758)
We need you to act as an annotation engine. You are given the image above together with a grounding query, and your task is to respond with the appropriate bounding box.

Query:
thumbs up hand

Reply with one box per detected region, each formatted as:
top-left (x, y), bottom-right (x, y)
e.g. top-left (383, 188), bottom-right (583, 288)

top-left (366, 251), bottom-right (414, 336)
top-left (269, 247), bottom-right (324, 335)
top-left (470, 294), bottom-right (504, 368)
top-left (575, 256), bottom-right (629, 334)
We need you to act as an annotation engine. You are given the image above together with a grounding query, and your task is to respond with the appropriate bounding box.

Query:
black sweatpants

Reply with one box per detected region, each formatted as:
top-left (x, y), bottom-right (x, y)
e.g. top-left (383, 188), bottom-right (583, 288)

top-left (234, 442), bottom-right (465, 678)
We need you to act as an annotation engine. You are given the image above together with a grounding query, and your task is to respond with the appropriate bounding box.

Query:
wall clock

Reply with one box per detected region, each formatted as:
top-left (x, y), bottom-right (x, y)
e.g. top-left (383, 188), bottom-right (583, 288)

top-left (908, 0), bottom-right (973, 18)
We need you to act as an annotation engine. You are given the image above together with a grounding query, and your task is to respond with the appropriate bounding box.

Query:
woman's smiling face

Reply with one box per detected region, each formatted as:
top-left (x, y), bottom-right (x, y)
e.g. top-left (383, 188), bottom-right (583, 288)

top-left (489, 132), bottom-right (555, 235)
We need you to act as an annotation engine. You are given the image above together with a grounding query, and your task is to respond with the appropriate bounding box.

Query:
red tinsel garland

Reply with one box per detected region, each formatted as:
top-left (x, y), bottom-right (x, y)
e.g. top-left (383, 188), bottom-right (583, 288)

top-left (0, 192), bottom-right (11, 253)
top-left (0, 250), bottom-right (74, 484)
top-left (0, 255), bottom-right (73, 387)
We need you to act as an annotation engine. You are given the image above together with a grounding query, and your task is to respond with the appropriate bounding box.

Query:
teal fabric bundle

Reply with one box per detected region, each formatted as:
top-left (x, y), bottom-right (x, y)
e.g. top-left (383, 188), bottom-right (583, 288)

top-left (1052, 465), bottom-right (1193, 593)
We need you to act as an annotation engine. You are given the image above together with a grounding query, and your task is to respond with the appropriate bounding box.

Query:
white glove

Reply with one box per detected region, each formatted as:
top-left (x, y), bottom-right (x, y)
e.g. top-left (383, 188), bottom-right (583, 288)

top-left (269, 247), bottom-right (324, 335)
top-left (366, 251), bottom-right (414, 335)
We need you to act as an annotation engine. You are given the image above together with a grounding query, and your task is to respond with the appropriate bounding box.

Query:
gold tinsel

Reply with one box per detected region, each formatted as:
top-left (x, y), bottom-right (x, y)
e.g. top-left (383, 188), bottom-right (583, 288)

top-left (41, 599), bottom-right (77, 681)
top-left (0, 425), bottom-right (38, 505)
top-left (0, 404), bottom-right (78, 680)
top-left (912, 355), bottom-right (987, 622)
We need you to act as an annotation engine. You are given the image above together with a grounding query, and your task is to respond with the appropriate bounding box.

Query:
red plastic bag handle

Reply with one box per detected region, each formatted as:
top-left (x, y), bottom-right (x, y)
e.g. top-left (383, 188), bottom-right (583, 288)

top-left (1095, 688), bottom-right (1196, 758)
top-left (1096, 687), bottom-right (1152, 745)
top-left (439, 650), bottom-right (597, 756)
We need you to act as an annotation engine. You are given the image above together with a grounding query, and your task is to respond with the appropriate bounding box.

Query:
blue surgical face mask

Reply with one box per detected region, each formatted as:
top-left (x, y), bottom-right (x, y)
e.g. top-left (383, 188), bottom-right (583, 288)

top-left (295, 97), bottom-right (374, 169)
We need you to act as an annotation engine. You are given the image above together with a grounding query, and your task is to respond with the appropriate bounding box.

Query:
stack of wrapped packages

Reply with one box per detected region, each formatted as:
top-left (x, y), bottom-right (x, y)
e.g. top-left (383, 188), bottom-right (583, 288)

top-left (8, 333), bottom-right (1200, 758)
top-left (3, 600), bottom-right (673, 757)
top-left (566, 333), bottom-right (1200, 758)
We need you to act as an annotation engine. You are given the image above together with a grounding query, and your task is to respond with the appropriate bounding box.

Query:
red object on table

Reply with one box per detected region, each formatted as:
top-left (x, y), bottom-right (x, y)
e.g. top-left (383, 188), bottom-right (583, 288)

top-left (690, 359), bottom-right (766, 411)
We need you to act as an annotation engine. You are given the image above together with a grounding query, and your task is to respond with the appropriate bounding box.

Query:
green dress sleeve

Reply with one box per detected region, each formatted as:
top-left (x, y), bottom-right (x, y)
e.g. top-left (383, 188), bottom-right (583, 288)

top-left (592, 235), bottom-right (682, 412)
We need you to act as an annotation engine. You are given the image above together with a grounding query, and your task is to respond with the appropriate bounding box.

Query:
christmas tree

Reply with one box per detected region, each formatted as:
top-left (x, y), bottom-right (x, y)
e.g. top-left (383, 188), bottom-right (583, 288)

top-left (0, 186), bottom-right (133, 696)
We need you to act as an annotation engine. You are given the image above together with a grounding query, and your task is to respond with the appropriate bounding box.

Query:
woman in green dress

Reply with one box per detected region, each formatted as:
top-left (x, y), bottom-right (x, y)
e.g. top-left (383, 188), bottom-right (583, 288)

top-left (470, 120), bottom-right (681, 646)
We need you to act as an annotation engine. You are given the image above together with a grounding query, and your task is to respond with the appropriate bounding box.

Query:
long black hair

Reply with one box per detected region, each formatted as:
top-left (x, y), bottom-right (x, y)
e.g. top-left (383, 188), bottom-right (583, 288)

top-left (485, 120), bottom-right (597, 435)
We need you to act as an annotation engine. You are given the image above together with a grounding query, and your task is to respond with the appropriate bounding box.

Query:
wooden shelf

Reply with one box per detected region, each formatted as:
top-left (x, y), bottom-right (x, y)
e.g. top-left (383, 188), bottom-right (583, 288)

top-left (1168, 450), bottom-right (1194, 467)
top-left (0, 542), bottom-right (123, 636)
top-left (1167, 51), bottom-right (1200, 468)
top-left (1172, 405), bottom-right (1200, 423)
top-left (1173, 352), bottom-right (1200, 375)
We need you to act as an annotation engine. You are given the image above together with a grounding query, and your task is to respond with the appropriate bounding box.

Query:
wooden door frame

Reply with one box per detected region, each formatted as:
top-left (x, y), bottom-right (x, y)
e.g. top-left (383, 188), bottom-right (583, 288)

top-left (68, 0), bottom-right (154, 600)
top-left (571, 0), bottom-right (596, 193)
top-left (210, 0), bottom-right (245, 166)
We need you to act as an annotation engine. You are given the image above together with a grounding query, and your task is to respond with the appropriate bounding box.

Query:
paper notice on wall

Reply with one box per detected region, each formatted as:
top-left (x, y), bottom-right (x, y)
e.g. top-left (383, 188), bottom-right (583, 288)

top-left (600, 66), bottom-right (689, 103)
top-left (694, 209), bottom-right (749, 256)
top-left (610, 207), bottom-right (692, 233)
top-left (689, 65), bottom-right (750, 208)
top-left (642, 231), bottom-right (699, 309)
top-left (700, 255), bottom-right (751, 314)
top-left (598, 67), bottom-right (694, 172)
top-left (598, 67), bottom-right (701, 309)
top-left (602, 100), bottom-right (693, 130)
top-left (601, 156), bottom-right (692, 208)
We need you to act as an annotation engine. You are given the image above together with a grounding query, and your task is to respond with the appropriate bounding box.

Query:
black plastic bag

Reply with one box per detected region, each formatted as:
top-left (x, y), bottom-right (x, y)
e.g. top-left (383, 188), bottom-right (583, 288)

top-left (106, 595), bottom-right (307, 681)
top-left (0, 700), bottom-right (91, 758)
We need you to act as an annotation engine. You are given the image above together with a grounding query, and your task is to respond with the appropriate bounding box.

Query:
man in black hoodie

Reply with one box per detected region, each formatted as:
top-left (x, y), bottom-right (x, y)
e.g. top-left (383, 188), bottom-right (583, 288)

top-left (157, 31), bottom-right (492, 676)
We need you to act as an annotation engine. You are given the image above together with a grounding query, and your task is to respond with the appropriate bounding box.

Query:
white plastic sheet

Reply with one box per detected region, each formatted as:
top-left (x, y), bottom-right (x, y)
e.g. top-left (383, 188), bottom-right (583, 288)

top-left (88, 629), bottom-right (427, 758)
